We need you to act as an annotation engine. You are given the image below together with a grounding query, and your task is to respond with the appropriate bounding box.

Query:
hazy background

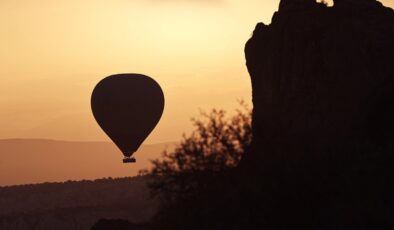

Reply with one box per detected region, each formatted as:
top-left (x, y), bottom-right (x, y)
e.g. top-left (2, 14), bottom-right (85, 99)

top-left (1, 0), bottom-right (393, 186)
top-left (0, 0), bottom-right (281, 144)
top-left (0, 139), bottom-right (174, 186)
top-left (1, 0), bottom-right (393, 143)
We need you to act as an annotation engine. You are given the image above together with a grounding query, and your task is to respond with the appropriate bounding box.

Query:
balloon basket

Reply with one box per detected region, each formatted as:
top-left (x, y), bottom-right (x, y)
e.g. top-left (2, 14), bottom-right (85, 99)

top-left (123, 157), bottom-right (136, 163)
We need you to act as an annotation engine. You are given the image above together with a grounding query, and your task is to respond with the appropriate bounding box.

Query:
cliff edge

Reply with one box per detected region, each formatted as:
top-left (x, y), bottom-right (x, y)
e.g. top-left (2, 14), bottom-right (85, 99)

top-left (244, 0), bottom-right (394, 228)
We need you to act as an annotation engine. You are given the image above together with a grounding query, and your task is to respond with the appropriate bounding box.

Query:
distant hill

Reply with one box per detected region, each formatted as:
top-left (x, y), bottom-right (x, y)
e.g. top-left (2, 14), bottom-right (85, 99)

top-left (0, 139), bottom-right (175, 186)
top-left (0, 176), bottom-right (157, 230)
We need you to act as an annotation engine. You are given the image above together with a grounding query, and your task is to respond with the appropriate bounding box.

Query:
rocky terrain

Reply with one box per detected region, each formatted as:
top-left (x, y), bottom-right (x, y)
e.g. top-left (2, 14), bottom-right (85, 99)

top-left (90, 1), bottom-right (394, 229)
top-left (243, 0), bottom-right (394, 228)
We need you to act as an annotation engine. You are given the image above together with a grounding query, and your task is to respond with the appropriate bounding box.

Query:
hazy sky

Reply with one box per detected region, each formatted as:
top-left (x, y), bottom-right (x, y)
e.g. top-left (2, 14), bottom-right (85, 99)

top-left (1, 0), bottom-right (393, 144)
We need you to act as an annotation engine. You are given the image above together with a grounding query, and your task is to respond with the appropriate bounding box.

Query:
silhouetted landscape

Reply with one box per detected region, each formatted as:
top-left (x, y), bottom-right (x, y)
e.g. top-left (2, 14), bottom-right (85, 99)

top-left (241, 0), bottom-right (394, 228)
top-left (1, 0), bottom-right (394, 229)
top-left (0, 177), bottom-right (157, 230)
top-left (115, 1), bottom-right (393, 229)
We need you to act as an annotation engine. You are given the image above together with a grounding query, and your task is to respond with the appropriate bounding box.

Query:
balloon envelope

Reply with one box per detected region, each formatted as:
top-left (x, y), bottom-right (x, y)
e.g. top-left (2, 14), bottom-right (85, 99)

top-left (91, 74), bottom-right (164, 157)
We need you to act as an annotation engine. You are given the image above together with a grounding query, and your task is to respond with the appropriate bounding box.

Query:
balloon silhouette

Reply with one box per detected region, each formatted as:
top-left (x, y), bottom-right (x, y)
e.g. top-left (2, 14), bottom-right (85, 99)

top-left (91, 74), bottom-right (165, 163)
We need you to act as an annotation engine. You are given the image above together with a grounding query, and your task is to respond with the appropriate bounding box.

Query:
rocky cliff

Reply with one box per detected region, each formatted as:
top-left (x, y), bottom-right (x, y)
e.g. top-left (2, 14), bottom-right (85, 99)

top-left (88, 1), bottom-right (394, 229)
top-left (243, 0), bottom-right (394, 228)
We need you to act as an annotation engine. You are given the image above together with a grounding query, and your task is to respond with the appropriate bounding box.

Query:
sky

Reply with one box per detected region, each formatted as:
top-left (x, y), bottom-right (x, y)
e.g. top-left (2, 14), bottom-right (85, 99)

top-left (1, 0), bottom-right (393, 144)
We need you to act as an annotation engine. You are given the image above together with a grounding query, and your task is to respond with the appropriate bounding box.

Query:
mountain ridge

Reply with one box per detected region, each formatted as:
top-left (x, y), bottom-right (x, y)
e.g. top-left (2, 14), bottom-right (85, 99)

top-left (0, 139), bottom-right (175, 186)
top-left (0, 138), bottom-right (175, 146)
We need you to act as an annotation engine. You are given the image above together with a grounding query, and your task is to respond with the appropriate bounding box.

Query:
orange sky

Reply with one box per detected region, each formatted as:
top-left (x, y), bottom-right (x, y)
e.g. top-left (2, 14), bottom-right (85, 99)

top-left (1, 0), bottom-right (393, 144)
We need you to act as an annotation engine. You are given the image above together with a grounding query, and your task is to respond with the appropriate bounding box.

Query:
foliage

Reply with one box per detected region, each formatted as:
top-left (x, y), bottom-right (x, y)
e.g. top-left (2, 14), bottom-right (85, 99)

top-left (144, 101), bottom-right (252, 204)
top-left (317, 0), bottom-right (329, 6)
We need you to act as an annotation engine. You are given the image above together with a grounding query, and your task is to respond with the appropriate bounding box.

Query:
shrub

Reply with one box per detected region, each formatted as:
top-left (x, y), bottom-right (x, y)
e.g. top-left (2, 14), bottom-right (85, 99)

top-left (144, 101), bottom-right (252, 204)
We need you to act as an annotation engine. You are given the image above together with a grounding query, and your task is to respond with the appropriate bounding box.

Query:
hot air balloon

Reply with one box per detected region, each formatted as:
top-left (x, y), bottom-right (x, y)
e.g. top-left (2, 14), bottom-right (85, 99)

top-left (91, 74), bottom-right (165, 163)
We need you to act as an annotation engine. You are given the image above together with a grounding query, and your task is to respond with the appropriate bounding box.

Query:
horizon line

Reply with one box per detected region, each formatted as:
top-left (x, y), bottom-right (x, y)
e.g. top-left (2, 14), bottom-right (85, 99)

top-left (0, 138), bottom-right (177, 146)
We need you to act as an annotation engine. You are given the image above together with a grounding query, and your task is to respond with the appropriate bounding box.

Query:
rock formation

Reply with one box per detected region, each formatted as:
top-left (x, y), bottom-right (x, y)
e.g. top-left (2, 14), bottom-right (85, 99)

top-left (89, 1), bottom-right (394, 229)
top-left (243, 0), bottom-right (394, 228)
top-left (279, 0), bottom-right (316, 10)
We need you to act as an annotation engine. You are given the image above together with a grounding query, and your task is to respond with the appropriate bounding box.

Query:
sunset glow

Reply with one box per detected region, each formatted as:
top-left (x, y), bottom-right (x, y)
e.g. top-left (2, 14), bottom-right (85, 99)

top-left (1, 0), bottom-right (393, 144)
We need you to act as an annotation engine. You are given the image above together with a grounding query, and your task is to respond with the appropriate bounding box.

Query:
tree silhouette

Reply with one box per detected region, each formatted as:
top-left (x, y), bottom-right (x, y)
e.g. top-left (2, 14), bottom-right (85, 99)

top-left (144, 101), bottom-right (252, 205)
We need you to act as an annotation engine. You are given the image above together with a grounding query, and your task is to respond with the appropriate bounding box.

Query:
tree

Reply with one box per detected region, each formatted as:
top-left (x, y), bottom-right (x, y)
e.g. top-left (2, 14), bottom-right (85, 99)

top-left (143, 101), bottom-right (252, 204)
top-left (317, 0), bottom-right (329, 6)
